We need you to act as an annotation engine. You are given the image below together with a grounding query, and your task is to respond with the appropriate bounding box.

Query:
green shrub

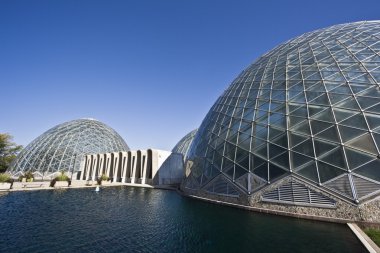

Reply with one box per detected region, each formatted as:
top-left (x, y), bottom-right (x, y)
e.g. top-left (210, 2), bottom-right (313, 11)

top-left (50, 171), bottom-right (70, 187)
top-left (55, 171), bottom-right (69, 181)
top-left (19, 170), bottom-right (34, 181)
top-left (0, 173), bottom-right (11, 183)
top-left (97, 174), bottom-right (109, 185)
top-left (364, 228), bottom-right (380, 247)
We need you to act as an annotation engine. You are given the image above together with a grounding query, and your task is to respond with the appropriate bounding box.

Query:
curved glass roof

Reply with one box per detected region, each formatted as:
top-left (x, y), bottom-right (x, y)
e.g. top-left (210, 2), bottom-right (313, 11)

top-left (172, 129), bottom-right (197, 160)
top-left (183, 21), bottom-right (380, 204)
top-left (9, 118), bottom-right (129, 174)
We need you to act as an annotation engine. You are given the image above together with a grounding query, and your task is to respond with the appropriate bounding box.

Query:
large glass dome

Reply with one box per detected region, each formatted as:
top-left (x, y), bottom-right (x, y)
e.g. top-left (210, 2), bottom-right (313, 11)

top-left (172, 129), bottom-right (197, 160)
top-left (183, 21), bottom-right (380, 204)
top-left (9, 118), bottom-right (129, 175)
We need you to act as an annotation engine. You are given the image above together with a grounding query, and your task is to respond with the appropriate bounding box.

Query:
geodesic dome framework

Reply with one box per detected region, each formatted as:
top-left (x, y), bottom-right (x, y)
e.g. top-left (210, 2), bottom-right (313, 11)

top-left (182, 21), bottom-right (380, 205)
top-left (172, 129), bottom-right (197, 160)
top-left (9, 118), bottom-right (129, 176)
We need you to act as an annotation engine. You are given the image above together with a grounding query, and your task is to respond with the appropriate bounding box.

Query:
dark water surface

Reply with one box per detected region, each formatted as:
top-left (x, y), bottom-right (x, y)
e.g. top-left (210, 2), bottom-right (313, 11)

top-left (0, 187), bottom-right (365, 253)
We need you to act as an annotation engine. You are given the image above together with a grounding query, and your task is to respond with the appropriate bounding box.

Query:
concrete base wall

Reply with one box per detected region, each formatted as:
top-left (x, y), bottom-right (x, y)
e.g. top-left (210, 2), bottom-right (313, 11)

top-left (181, 176), bottom-right (380, 223)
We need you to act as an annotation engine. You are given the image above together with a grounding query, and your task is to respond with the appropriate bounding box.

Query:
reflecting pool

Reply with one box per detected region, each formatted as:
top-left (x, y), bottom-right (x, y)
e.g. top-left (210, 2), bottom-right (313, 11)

top-left (0, 187), bottom-right (365, 253)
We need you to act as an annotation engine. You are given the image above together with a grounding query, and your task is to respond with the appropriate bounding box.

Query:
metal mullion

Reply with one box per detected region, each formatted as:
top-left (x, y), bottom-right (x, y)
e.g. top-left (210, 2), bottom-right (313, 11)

top-left (335, 37), bottom-right (380, 156)
top-left (24, 127), bottom-right (63, 173)
top-left (266, 53), bottom-right (282, 183)
top-left (239, 64), bottom-right (262, 180)
top-left (322, 36), bottom-right (367, 202)
top-left (250, 56), bottom-right (275, 182)
top-left (298, 46), bottom-right (322, 185)
top-left (312, 41), bottom-right (349, 165)
top-left (220, 70), bottom-right (251, 176)
top-left (46, 127), bottom-right (74, 172)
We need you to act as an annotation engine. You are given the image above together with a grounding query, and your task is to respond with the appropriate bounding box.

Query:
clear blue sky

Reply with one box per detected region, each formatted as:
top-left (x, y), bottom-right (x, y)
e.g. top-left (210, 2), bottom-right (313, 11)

top-left (1, 0), bottom-right (380, 150)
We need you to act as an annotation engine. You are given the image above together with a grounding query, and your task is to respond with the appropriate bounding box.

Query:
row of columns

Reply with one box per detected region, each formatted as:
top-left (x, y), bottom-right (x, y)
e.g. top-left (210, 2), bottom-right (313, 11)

top-left (81, 150), bottom-right (154, 184)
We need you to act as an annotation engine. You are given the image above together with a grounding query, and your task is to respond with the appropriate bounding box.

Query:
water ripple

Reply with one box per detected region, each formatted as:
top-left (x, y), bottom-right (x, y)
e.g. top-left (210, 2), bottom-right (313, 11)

top-left (0, 187), bottom-right (366, 253)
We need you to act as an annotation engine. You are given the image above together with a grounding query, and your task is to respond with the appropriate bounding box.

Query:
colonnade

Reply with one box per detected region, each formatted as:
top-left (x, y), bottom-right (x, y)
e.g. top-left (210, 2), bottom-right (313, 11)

top-left (80, 150), bottom-right (154, 184)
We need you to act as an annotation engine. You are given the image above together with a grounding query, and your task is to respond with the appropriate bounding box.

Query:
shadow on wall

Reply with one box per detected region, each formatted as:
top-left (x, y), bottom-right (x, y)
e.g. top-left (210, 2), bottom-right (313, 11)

top-left (153, 153), bottom-right (184, 186)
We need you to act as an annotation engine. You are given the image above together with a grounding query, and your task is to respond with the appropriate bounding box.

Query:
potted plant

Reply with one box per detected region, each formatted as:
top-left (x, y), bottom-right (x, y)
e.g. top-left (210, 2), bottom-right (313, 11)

top-left (0, 173), bottom-right (12, 190)
top-left (50, 171), bottom-right (70, 188)
top-left (97, 174), bottom-right (109, 185)
top-left (19, 170), bottom-right (34, 182)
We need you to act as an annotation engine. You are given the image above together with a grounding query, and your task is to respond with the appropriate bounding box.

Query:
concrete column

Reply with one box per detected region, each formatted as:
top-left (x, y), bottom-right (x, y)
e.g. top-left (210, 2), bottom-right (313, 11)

top-left (91, 155), bottom-right (98, 181)
top-left (112, 152), bottom-right (119, 183)
top-left (141, 150), bottom-right (148, 184)
top-left (97, 154), bottom-right (105, 178)
top-left (104, 153), bottom-right (112, 178)
top-left (130, 151), bottom-right (137, 184)
top-left (121, 152), bottom-right (128, 183)
top-left (84, 156), bottom-right (92, 180)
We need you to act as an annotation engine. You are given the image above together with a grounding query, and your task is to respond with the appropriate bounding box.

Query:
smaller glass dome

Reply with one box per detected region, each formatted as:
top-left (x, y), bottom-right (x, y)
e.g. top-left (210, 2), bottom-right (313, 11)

top-left (172, 129), bottom-right (197, 160)
top-left (9, 118), bottom-right (129, 175)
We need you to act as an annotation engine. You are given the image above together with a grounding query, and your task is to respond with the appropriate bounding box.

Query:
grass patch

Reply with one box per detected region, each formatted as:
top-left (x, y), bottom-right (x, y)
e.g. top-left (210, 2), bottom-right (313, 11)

top-left (364, 228), bottom-right (380, 247)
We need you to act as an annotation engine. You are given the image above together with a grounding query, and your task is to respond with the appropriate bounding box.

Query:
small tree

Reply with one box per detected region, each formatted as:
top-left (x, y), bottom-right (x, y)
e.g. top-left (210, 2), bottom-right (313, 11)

top-left (0, 133), bottom-right (23, 173)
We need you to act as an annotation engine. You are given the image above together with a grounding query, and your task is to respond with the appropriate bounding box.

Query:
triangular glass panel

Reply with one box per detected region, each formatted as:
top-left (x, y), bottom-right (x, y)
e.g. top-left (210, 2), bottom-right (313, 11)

top-left (324, 81), bottom-right (343, 92)
top-left (288, 116), bottom-right (306, 129)
top-left (292, 139), bottom-right (314, 157)
top-left (364, 113), bottom-right (380, 130)
top-left (272, 133), bottom-right (288, 148)
top-left (319, 147), bottom-right (347, 170)
top-left (310, 93), bottom-right (330, 105)
top-left (290, 93), bottom-right (306, 103)
top-left (251, 137), bottom-right (266, 150)
top-left (356, 96), bottom-right (380, 110)
top-left (222, 157), bottom-right (234, 171)
top-left (224, 165), bottom-right (234, 180)
top-left (269, 143), bottom-right (287, 159)
top-left (235, 173), bottom-right (249, 191)
top-left (234, 164), bottom-right (248, 180)
top-left (289, 132), bottom-right (309, 148)
top-left (333, 108), bottom-right (358, 122)
top-left (346, 133), bottom-right (377, 154)
top-left (335, 97), bottom-right (361, 110)
top-left (308, 105), bottom-right (327, 117)
top-left (290, 105), bottom-right (308, 117)
top-left (329, 83), bottom-right (351, 94)
top-left (249, 173), bottom-right (268, 192)
top-left (349, 83), bottom-right (371, 94)
top-left (324, 175), bottom-right (354, 199)
top-left (354, 159), bottom-right (380, 182)
top-left (270, 114), bottom-right (287, 129)
top-left (235, 147), bottom-right (249, 165)
top-left (352, 175), bottom-right (380, 199)
top-left (291, 151), bottom-right (314, 169)
top-left (317, 161), bottom-right (346, 183)
top-left (344, 146), bottom-right (376, 170)
top-left (255, 145), bottom-right (267, 159)
top-left (269, 163), bottom-right (288, 182)
top-left (223, 142), bottom-right (236, 160)
top-left (292, 120), bottom-right (312, 136)
top-left (295, 162), bottom-right (319, 183)
top-left (316, 126), bottom-right (340, 142)
top-left (269, 127), bottom-right (284, 140)
top-left (253, 163), bottom-right (268, 181)
top-left (252, 155), bottom-right (266, 169)
top-left (314, 139), bottom-right (338, 157)
top-left (310, 120), bottom-right (333, 135)
top-left (306, 91), bottom-right (324, 103)
top-left (311, 108), bottom-right (335, 123)
top-left (271, 152), bottom-right (290, 170)
top-left (367, 104), bottom-right (380, 115)
top-left (338, 125), bottom-right (367, 143)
